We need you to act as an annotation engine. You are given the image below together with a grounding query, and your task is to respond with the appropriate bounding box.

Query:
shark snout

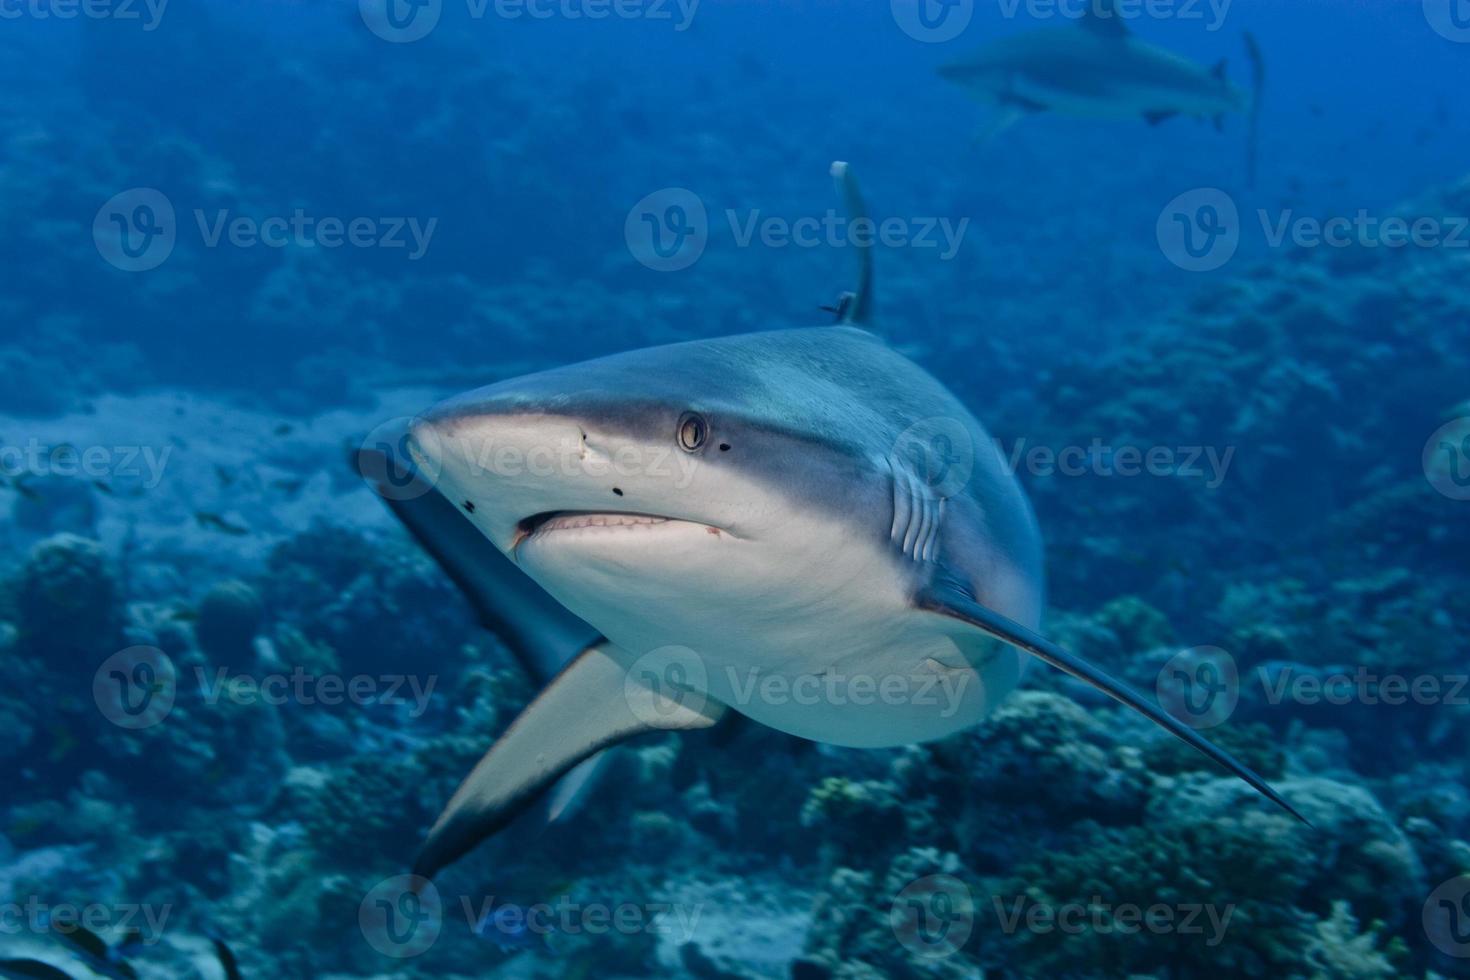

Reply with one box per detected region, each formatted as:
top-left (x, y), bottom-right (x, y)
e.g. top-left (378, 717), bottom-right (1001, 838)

top-left (409, 396), bottom-right (712, 545)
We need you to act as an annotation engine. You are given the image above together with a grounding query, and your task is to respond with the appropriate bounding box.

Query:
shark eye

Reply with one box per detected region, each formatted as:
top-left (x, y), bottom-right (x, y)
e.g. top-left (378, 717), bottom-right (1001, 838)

top-left (677, 412), bottom-right (708, 453)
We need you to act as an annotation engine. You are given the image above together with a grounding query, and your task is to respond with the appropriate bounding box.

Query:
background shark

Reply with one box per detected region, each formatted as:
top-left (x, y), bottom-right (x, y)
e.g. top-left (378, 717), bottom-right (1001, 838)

top-left (939, 2), bottom-right (1264, 180)
top-left (359, 163), bottom-right (1302, 882)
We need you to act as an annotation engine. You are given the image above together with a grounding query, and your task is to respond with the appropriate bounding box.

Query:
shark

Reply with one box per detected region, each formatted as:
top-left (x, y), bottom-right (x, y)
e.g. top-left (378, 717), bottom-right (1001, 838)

top-left (356, 162), bottom-right (1302, 882)
top-left (939, 2), bottom-right (1264, 180)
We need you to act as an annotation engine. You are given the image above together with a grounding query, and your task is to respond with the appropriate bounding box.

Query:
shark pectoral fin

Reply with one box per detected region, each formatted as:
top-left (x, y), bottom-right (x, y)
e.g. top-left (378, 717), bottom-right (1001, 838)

top-left (914, 581), bottom-right (1309, 825)
top-left (414, 642), bottom-right (725, 880)
top-left (975, 107), bottom-right (1027, 145)
top-left (1143, 110), bottom-right (1178, 126)
top-left (544, 751), bottom-right (612, 824)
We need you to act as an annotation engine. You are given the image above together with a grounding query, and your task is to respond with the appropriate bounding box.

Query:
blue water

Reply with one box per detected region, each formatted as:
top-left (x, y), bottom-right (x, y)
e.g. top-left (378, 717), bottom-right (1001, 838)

top-left (2, 1), bottom-right (1469, 977)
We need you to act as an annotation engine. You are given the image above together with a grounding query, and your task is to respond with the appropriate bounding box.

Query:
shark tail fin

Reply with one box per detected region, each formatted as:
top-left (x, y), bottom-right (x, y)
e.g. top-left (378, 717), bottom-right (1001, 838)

top-left (829, 161), bottom-right (873, 327)
top-left (916, 579), bottom-right (1309, 826)
top-left (1244, 31), bottom-right (1265, 188)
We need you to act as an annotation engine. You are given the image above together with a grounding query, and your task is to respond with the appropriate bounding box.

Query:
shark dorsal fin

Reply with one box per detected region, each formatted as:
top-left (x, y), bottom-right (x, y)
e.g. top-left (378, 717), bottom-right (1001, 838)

top-left (1081, 0), bottom-right (1129, 38)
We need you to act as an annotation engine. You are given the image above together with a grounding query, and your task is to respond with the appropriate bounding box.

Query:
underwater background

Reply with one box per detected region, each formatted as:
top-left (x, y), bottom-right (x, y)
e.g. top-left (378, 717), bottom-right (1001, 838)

top-left (2, 0), bottom-right (1470, 976)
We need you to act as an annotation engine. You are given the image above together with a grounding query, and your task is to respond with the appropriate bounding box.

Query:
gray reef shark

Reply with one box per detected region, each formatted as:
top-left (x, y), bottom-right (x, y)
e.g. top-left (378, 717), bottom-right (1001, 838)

top-left (357, 162), bottom-right (1301, 882)
top-left (939, 2), bottom-right (1263, 180)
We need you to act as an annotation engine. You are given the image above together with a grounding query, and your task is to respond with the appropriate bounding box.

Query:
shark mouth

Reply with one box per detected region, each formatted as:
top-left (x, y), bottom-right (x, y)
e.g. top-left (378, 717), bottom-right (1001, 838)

top-left (512, 510), bottom-right (696, 552)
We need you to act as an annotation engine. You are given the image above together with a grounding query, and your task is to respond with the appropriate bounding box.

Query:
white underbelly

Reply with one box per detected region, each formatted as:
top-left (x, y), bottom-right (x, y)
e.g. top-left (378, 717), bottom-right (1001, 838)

top-left (521, 520), bottom-right (1025, 748)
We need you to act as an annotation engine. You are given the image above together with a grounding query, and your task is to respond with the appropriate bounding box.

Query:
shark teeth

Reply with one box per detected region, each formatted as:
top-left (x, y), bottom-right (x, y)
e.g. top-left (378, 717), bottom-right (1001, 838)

top-left (531, 512), bottom-right (672, 535)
